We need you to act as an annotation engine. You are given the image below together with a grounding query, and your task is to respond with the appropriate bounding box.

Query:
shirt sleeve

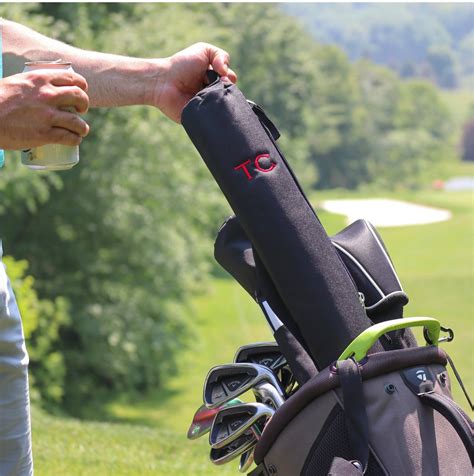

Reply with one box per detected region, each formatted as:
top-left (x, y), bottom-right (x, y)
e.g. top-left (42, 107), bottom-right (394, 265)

top-left (0, 18), bottom-right (4, 167)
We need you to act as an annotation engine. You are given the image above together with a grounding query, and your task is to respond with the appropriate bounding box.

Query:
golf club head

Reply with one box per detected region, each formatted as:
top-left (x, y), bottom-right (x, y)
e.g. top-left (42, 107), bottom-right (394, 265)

top-left (209, 433), bottom-right (257, 466)
top-left (280, 365), bottom-right (298, 396)
top-left (253, 382), bottom-right (285, 409)
top-left (234, 342), bottom-right (286, 372)
top-left (235, 342), bottom-right (297, 395)
top-left (209, 402), bottom-right (274, 449)
top-left (187, 398), bottom-right (243, 440)
top-left (203, 363), bottom-right (285, 409)
top-left (239, 449), bottom-right (255, 473)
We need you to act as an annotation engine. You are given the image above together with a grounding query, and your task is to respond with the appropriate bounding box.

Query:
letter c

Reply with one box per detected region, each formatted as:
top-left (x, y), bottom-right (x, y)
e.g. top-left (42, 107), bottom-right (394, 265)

top-left (254, 153), bottom-right (276, 172)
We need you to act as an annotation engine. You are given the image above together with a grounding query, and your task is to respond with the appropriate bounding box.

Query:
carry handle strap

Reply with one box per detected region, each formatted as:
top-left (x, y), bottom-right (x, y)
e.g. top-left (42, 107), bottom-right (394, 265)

top-left (338, 358), bottom-right (369, 473)
top-left (205, 69), bottom-right (220, 84)
top-left (418, 391), bottom-right (474, 465)
top-left (338, 317), bottom-right (441, 362)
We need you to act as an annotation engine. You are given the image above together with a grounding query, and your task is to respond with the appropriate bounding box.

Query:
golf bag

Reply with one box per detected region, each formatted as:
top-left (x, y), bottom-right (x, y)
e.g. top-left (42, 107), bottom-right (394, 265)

top-left (182, 73), bottom-right (473, 474)
top-left (249, 343), bottom-right (473, 475)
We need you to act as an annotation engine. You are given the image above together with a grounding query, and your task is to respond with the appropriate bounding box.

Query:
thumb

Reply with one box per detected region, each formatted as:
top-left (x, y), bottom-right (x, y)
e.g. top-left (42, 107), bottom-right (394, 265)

top-left (209, 47), bottom-right (231, 77)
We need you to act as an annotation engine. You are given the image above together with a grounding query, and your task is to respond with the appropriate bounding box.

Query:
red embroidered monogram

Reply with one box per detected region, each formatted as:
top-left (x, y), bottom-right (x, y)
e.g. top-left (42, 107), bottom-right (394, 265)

top-left (234, 154), bottom-right (277, 180)
top-left (254, 153), bottom-right (276, 172)
top-left (233, 160), bottom-right (253, 180)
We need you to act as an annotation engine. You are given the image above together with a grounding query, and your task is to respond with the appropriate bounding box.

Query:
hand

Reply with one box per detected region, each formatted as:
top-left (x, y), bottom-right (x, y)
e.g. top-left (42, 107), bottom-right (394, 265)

top-left (0, 69), bottom-right (90, 150)
top-left (152, 42), bottom-right (237, 123)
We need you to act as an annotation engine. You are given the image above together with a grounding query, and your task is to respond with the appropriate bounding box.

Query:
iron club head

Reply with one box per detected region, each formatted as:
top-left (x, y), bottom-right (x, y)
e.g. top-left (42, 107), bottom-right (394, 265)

top-left (234, 342), bottom-right (286, 372)
top-left (209, 402), bottom-right (274, 449)
top-left (187, 398), bottom-right (243, 440)
top-left (203, 363), bottom-right (285, 409)
top-left (234, 342), bottom-right (297, 396)
top-left (209, 433), bottom-right (257, 466)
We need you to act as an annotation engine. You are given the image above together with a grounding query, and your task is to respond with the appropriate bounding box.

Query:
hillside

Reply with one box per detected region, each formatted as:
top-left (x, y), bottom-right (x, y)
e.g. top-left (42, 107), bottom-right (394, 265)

top-left (283, 3), bottom-right (474, 90)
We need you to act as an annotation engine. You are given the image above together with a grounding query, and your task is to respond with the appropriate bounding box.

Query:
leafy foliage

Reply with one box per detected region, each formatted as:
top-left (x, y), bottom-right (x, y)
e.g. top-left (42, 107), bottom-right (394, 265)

top-left (0, 3), bottom-right (459, 413)
top-left (2, 256), bottom-right (70, 406)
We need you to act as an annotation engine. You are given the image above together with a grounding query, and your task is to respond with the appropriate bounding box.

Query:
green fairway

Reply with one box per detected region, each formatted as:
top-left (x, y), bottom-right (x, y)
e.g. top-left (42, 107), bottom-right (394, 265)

top-left (33, 187), bottom-right (473, 475)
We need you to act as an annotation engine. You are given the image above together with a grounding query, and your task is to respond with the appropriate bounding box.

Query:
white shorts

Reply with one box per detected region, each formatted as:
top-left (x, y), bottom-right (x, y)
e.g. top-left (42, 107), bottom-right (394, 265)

top-left (0, 242), bottom-right (33, 475)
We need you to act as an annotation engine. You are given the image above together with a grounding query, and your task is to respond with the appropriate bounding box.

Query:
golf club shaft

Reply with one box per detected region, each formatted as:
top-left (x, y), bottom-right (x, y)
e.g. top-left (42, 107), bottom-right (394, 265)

top-left (253, 382), bottom-right (285, 409)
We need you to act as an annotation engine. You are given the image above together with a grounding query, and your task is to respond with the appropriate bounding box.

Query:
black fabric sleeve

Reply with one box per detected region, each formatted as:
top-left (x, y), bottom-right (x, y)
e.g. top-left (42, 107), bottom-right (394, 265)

top-left (182, 80), bottom-right (382, 369)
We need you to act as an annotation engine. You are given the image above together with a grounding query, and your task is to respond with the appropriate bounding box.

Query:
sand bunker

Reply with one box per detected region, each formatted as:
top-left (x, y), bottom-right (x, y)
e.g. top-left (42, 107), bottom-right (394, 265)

top-left (320, 198), bottom-right (452, 227)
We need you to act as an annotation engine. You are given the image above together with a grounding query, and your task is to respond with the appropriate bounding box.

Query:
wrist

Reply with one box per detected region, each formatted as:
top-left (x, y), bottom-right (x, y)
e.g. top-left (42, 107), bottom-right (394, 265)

top-left (143, 57), bottom-right (171, 108)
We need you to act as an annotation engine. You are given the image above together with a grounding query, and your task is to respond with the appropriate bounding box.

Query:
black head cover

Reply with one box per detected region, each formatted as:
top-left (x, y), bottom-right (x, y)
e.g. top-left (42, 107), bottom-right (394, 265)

top-left (214, 215), bottom-right (257, 297)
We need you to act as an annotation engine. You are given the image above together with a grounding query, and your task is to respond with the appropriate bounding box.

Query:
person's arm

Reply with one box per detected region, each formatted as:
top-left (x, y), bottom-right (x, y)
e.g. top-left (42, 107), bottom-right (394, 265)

top-left (2, 19), bottom-right (237, 122)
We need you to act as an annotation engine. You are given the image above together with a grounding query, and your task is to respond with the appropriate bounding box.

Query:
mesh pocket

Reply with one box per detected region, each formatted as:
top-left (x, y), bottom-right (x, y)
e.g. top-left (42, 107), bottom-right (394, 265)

top-left (301, 404), bottom-right (385, 476)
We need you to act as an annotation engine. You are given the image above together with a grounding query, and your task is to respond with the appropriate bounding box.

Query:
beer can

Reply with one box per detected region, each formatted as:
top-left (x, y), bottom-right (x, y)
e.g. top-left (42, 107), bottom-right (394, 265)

top-left (21, 60), bottom-right (80, 171)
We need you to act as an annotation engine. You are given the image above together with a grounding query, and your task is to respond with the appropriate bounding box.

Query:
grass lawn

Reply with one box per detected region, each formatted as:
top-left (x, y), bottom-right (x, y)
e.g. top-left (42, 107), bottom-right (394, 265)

top-left (32, 186), bottom-right (473, 475)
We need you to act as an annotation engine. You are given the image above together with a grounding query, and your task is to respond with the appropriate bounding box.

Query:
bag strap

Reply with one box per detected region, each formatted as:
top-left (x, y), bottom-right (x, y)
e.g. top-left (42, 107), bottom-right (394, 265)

top-left (418, 391), bottom-right (474, 465)
top-left (401, 366), bottom-right (474, 466)
top-left (337, 358), bottom-right (369, 473)
top-left (446, 353), bottom-right (474, 411)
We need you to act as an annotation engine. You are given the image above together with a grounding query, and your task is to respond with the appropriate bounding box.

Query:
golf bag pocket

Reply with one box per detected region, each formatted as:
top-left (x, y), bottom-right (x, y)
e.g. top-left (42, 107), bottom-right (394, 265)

top-left (251, 322), bottom-right (473, 476)
top-left (331, 219), bottom-right (409, 319)
top-left (331, 219), bottom-right (417, 349)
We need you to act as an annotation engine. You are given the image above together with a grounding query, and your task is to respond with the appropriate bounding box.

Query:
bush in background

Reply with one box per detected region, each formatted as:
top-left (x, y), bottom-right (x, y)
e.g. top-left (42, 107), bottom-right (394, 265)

top-left (2, 256), bottom-right (70, 407)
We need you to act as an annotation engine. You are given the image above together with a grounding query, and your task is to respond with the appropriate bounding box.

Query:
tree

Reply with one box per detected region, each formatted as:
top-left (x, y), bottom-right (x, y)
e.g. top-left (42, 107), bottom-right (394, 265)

top-left (427, 47), bottom-right (457, 89)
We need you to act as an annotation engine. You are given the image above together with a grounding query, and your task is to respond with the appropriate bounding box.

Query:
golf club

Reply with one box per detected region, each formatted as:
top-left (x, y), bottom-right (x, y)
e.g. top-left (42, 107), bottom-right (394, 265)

top-left (209, 433), bottom-right (257, 465)
top-left (234, 342), bottom-right (298, 396)
top-left (239, 449), bottom-right (255, 473)
top-left (187, 398), bottom-right (243, 440)
top-left (203, 363), bottom-right (285, 409)
top-left (253, 381), bottom-right (285, 409)
top-left (234, 342), bottom-right (286, 372)
top-left (209, 402), bottom-right (274, 449)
